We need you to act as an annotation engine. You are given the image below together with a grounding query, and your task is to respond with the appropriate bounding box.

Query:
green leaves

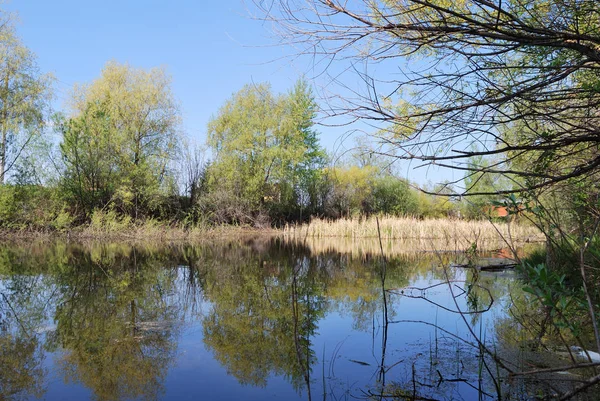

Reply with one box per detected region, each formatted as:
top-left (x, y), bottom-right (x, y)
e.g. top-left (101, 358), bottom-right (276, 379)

top-left (205, 79), bottom-right (325, 223)
top-left (0, 17), bottom-right (52, 184)
top-left (59, 62), bottom-right (181, 218)
top-left (519, 262), bottom-right (578, 319)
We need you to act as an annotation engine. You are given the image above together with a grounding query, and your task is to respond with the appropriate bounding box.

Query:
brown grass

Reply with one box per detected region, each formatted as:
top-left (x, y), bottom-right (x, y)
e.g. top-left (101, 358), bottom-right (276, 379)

top-left (283, 215), bottom-right (544, 251)
top-left (0, 221), bottom-right (276, 242)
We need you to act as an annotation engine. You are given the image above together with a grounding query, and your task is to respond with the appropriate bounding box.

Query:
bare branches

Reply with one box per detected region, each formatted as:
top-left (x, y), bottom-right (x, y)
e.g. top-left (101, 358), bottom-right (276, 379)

top-left (254, 0), bottom-right (600, 194)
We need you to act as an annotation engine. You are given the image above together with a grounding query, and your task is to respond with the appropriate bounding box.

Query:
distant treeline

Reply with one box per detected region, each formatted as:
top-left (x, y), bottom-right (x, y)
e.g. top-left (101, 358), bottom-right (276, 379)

top-left (0, 13), bottom-right (499, 232)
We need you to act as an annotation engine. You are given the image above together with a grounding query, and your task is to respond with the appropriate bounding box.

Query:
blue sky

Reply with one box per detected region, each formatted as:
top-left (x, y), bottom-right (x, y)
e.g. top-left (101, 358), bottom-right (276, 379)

top-left (5, 0), bottom-right (457, 186)
top-left (6, 1), bottom-right (303, 139)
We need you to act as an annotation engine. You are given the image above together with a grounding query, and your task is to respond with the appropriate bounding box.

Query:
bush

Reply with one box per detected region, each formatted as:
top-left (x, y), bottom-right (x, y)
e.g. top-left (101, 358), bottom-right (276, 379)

top-left (0, 185), bottom-right (70, 230)
top-left (196, 189), bottom-right (267, 227)
top-left (89, 209), bottom-right (132, 233)
top-left (371, 176), bottom-right (419, 216)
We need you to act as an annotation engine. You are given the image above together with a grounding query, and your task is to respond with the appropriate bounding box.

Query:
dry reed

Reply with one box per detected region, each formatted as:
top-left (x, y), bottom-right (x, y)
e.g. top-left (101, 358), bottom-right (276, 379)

top-left (283, 216), bottom-right (543, 251)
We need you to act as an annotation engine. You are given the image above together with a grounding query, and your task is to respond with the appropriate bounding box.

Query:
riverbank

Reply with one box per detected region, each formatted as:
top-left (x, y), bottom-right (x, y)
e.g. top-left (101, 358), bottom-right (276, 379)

top-left (1, 214), bottom-right (543, 252)
top-left (0, 222), bottom-right (278, 242)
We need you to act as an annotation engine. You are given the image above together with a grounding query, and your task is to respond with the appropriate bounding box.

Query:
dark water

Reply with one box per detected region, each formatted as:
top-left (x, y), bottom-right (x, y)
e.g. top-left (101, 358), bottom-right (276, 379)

top-left (0, 238), bottom-right (595, 400)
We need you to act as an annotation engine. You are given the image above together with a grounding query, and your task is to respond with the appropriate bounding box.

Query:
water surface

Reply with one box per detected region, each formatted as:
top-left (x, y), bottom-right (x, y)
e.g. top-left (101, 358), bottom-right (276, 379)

top-left (0, 238), bottom-right (593, 400)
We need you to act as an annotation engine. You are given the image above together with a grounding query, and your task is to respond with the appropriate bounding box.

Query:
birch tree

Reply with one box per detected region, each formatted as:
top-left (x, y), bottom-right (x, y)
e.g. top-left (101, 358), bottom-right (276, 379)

top-left (0, 17), bottom-right (52, 184)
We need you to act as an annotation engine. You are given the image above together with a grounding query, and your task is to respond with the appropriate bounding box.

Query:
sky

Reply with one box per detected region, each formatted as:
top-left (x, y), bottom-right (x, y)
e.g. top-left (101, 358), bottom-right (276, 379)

top-left (4, 0), bottom-right (457, 186)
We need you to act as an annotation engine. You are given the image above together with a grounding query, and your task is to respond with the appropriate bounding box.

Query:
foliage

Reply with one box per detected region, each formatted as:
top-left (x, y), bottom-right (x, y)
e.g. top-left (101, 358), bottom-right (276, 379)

top-left (0, 185), bottom-right (71, 230)
top-left (371, 176), bottom-right (419, 216)
top-left (88, 209), bottom-right (133, 233)
top-left (205, 79), bottom-right (326, 225)
top-left (0, 16), bottom-right (53, 184)
top-left (323, 165), bottom-right (378, 217)
top-left (517, 261), bottom-right (597, 344)
top-left (414, 190), bottom-right (457, 219)
top-left (58, 61), bottom-right (181, 219)
top-left (463, 155), bottom-right (512, 219)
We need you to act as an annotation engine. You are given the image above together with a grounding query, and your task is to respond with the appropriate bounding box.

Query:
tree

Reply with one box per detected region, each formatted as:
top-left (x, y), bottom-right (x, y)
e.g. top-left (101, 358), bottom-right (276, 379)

top-left (255, 0), bottom-right (600, 195)
top-left (0, 16), bottom-right (52, 184)
top-left (180, 142), bottom-right (208, 208)
top-left (372, 176), bottom-right (419, 216)
top-left (324, 165), bottom-right (378, 217)
top-left (58, 103), bottom-right (119, 217)
top-left (59, 61), bottom-right (181, 218)
top-left (206, 79), bottom-right (325, 224)
top-left (287, 79), bottom-right (328, 218)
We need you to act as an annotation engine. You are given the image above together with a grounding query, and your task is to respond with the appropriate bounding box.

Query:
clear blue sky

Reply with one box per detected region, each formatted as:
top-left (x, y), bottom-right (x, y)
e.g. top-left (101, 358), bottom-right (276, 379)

top-left (5, 0), bottom-right (456, 186)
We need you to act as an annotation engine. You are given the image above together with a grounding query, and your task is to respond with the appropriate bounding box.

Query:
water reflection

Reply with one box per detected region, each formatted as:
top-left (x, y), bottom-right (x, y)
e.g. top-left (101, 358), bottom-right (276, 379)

top-left (0, 238), bottom-right (594, 400)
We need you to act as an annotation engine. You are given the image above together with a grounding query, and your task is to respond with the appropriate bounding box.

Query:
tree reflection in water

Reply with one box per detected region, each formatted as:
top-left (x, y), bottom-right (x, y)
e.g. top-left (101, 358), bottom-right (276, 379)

top-left (1, 238), bottom-right (596, 400)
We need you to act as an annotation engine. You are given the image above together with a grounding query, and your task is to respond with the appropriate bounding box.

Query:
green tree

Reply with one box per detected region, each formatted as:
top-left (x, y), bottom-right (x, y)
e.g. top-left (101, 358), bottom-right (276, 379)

top-left (0, 16), bottom-right (52, 184)
top-left (462, 155), bottom-right (512, 219)
top-left (287, 79), bottom-right (328, 219)
top-left (58, 103), bottom-right (118, 217)
top-left (324, 165), bottom-right (378, 217)
top-left (206, 79), bottom-right (325, 224)
top-left (372, 176), bottom-right (419, 216)
top-left (59, 61), bottom-right (181, 218)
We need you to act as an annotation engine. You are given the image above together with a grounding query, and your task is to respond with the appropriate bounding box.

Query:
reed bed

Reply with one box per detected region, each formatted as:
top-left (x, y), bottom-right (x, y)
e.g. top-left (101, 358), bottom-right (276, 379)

top-left (283, 216), bottom-right (544, 251)
top-left (286, 237), bottom-right (544, 258)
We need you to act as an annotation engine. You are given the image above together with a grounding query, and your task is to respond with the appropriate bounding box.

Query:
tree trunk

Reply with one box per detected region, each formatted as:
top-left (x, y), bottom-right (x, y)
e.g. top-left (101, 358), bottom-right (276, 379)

top-left (0, 71), bottom-right (9, 185)
top-left (0, 125), bottom-right (5, 185)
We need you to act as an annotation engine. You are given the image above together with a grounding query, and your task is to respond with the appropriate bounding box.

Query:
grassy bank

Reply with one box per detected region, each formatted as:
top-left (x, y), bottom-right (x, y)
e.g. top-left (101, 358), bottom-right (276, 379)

top-left (1, 211), bottom-right (543, 249)
top-left (283, 216), bottom-right (543, 250)
top-left (0, 210), bottom-right (277, 241)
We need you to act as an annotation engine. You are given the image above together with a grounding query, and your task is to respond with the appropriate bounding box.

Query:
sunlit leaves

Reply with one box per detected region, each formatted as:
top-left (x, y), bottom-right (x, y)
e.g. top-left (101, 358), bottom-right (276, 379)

top-left (0, 16), bottom-right (52, 183)
top-left (59, 62), bottom-right (182, 217)
top-left (206, 79), bottom-right (325, 221)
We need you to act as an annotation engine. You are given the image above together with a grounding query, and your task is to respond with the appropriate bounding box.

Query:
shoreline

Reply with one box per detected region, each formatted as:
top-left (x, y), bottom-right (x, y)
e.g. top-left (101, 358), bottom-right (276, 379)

top-left (0, 226), bottom-right (280, 242)
top-left (0, 215), bottom-right (545, 248)
top-left (0, 222), bottom-right (544, 258)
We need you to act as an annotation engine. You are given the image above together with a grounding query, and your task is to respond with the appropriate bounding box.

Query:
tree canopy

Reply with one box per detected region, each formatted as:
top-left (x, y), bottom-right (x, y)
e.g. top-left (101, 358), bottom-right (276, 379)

top-left (0, 16), bottom-right (52, 184)
top-left (59, 61), bottom-right (181, 218)
top-left (205, 79), bottom-right (326, 223)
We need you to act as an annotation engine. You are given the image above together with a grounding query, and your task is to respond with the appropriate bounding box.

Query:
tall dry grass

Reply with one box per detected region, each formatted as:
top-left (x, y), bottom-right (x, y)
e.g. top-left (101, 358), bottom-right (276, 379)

top-left (283, 216), bottom-right (544, 251)
top-left (76, 210), bottom-right (276, 241)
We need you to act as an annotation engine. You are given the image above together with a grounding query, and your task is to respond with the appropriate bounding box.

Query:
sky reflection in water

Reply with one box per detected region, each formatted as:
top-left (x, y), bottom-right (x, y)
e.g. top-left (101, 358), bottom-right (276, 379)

top-left (0, 238), bottom-right (567, 400)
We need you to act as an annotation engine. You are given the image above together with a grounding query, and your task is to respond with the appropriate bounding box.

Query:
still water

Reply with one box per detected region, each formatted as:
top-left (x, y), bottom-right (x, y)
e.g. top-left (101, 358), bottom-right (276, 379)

top-left (0, 238), bottom-right (593, 400)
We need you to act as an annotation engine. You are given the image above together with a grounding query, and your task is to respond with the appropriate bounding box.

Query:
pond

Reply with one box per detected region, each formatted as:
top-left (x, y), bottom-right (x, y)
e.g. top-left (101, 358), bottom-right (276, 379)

top-left (0, 238), bottom-right (596, 400)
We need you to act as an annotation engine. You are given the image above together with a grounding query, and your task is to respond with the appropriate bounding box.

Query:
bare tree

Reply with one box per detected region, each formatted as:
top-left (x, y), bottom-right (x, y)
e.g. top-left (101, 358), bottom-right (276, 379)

top-left (181, 143), bottom-right (207, 207)
top-left (253, 0), bottom-right (600, 195)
